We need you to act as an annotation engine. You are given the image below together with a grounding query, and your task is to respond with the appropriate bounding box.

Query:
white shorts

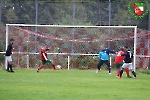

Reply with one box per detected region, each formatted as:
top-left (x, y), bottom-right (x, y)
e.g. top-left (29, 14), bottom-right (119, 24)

top-left (6, 56), bottom-right (12, 62)
top-left (121, 63), bottom-right (133, 70)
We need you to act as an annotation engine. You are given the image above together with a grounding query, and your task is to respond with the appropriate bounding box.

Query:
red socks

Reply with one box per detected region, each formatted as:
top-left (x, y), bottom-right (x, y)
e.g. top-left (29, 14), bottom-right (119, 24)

top-left (38, 64), bottom-right (56, 72)
top-left (52, 64), bottom-right (56, 70)
top-left (117, 68), bottom-right (130, 77)
top-left (117, 69), bottom-right (120, 76)
top-left (125, 68), bottom-right (130, 76)
top-left (38, 65), bottom-right (43, 70)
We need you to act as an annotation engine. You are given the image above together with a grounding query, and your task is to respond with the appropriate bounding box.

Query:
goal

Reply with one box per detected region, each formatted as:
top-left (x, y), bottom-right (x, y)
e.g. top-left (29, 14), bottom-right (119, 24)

top-left (5, 24), bottom-right (148, 70)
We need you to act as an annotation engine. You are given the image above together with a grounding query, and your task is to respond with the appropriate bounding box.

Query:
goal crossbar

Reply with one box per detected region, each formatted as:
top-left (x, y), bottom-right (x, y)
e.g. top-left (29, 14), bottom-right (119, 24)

top-left (6, 24), bottom-right (137, 28)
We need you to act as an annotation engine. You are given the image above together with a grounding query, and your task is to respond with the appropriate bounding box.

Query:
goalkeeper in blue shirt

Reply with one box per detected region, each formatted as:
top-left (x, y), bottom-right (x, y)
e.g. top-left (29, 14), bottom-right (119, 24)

top-left (96, 44), bottom-right (116, 74)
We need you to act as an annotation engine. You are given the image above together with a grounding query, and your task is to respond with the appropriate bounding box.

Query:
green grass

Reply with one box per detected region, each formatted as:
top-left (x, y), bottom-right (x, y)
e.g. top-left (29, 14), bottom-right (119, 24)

top-left (0, 69), bottom-right (150, 100)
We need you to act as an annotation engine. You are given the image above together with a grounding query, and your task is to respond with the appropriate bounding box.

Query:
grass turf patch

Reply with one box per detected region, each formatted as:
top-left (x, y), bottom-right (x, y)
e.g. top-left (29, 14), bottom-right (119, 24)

top-left (138, 69), bottom-right (150, 75)
top-left (0, 69), bottom-right (150, 100)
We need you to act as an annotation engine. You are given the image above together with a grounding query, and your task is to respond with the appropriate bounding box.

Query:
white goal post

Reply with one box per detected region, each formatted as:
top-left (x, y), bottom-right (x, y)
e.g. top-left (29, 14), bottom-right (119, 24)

top-left (5, 24), bottom-right (137, 70)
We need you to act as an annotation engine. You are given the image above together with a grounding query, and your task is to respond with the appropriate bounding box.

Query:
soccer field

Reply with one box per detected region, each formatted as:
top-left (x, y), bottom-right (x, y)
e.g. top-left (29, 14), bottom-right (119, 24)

top-left (0, 69), bottom-right (150, 100)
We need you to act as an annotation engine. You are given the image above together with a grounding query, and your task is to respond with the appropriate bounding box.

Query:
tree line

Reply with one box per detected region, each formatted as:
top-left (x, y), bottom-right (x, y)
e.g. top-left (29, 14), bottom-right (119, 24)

top-left (0, 0), bottom-right (149, 28)
top-left (0, 0), bottom-right (149, 63)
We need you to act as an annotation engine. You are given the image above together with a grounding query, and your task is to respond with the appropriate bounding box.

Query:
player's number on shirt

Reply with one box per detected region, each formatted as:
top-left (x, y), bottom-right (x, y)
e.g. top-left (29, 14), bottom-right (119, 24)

top-left (129, 52), bottom-right (132, 58)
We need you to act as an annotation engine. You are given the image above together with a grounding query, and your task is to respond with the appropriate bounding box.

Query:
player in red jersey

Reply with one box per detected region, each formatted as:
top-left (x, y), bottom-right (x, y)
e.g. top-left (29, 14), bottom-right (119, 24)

top-left (114, 47), bottom-right (131, 78)
top-left (37, 46), bottom-right (56, 72)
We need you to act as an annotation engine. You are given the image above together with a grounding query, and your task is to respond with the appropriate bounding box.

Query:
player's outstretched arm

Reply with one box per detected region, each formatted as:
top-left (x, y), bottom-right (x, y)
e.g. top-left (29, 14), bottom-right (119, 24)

top-left (109, 49), bottom-right (116, 54)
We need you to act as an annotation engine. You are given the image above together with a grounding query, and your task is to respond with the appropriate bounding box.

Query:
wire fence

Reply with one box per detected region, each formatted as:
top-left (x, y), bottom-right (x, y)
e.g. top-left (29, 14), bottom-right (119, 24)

top-left (0, 24), bottom-right (148, 70)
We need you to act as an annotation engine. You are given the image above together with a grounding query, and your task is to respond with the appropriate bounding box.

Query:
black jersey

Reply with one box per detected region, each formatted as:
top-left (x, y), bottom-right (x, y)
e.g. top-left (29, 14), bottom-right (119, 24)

top-left (122, 50), bottom-right (133, 63)
top-left (6, 43), bottom-right (13, 56)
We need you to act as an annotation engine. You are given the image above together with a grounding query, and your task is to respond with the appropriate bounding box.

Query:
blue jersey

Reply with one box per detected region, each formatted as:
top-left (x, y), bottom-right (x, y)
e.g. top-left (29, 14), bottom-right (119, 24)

top-left (98, 48), bottom-right (115, 60)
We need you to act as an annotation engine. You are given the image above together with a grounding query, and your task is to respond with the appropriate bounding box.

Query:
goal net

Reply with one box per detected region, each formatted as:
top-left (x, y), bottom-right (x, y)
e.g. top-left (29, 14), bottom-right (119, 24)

top-left (5, 24), bottom-right (149, 70)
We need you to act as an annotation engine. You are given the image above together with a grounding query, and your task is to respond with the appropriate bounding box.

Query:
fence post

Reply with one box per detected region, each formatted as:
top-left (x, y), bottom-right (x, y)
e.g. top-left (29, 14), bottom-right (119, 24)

top-left (26, 55), bottom-right (29, 69)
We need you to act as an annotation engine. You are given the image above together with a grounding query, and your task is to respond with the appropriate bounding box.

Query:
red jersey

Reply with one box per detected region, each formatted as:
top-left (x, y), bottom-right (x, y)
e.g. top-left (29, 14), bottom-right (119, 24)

top-left (40, 48), bottom-right (48, 61)
top-left (114, 51), bottom-right (125, 64)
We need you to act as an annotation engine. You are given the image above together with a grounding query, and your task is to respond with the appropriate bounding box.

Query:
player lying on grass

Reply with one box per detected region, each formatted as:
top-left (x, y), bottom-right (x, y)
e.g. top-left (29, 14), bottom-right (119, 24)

top-left (37, 46), bottom-right (56, 72)
top-left (114, 47), bottom-right (132, 78)
top-left (118, 46), bottom-right (138, 79)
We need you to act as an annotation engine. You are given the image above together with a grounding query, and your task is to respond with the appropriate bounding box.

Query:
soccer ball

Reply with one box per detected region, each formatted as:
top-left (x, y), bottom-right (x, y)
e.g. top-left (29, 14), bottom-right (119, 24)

top-left (56, 65), bottom-right (62, 69)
